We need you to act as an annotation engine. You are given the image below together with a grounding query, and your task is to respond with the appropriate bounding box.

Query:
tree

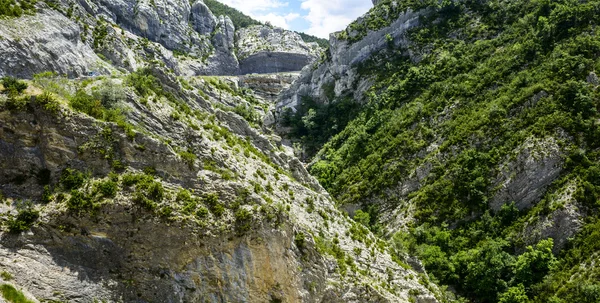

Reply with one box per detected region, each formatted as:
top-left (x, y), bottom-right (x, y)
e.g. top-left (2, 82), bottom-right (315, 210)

top-left (498, 284), bottom-right (530, 303)
top-left (512, 239), bottom-right (557, 287)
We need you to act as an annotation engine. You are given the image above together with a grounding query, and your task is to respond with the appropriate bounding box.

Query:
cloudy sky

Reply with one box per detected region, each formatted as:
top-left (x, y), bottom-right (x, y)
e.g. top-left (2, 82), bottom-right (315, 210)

top-left (216, 0), bottom-right (373, 38)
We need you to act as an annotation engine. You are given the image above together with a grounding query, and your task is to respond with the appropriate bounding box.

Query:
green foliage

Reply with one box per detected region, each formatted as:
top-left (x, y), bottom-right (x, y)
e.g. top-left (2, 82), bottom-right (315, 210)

top-left (122, 173), bottom-right (163, 211)
top-left (0, 0), bottom-right (36, 17)
top-left (295, 31), bottom-right (329, 48)
top-left (203, 193), bottom-right (224, 216)
top-left (234, 208), bottom-right (252, 233)
top-left (7, 206), bottom-right (39, 233)
top-left (95, 179), bottom-right (118, 198)
top-left (305, 4), bottom-right (600, 300)
top-left (35, 92), bottom-right (60, 113)
top-left (232, 104), bottom-right (260, 125)
top-left (126, 69), bottom-right (162, 97)
top-left (0, 271), bottom-right (12, 281)
top-left (1, 77), bottom-right (27, 96)
top-left (281, 96), bottom-right (361, 157)
top-left (353, 210), bottom-right (370, 227)
top-left (294, 232), bottom-right (306, 251)
top-left (0, 284), bottom-right (35, 303)
top-left (60, 168), bottom-right (86, 190)
top-left (67, 189), bottom-right (97, 213)
top-left (512, 239), bottom-right (556, 287)
top-left (499, 284), bottom-right (531, 303)
top-left (178, 150), bottom-right (197, 168)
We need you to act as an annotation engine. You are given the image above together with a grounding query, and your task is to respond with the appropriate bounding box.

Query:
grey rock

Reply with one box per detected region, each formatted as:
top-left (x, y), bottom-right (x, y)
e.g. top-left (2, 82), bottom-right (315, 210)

top-left (0, 8), bottom-right (107, 78)
top-left (236, 25), bottom-right (321, 74)
top-left (213, 15), bottom-right (235, 52)
top-left (191, 0), bottom-right (217, 35)
top-left (490, 136), bottom-right (565, 211)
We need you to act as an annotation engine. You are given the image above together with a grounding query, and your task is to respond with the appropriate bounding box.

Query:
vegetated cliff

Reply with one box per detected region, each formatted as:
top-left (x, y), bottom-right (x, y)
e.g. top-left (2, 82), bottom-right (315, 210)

top-left (275, 0), bottom-right (600, 302)
top-left (0, 0), bottom-right (320, 77)
top-left (0, 1), bottom-right (445, 301)
top-left (0, 68), bottom-right (442, 302)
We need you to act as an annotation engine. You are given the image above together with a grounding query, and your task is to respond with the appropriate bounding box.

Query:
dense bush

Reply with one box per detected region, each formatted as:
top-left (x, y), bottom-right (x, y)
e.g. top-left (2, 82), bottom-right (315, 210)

top-left (35, 92), bottom-right (60, 113)
top-left (60, 168), bottom-right (86, 190)
top-left (0, 284), bottom-right (35, 303)
top-left (6, 206), bottom-right (39, 233)
top-left (1, 77), bottom-right (27, 96)
top-left (0, 0), bottom-right (36, 18)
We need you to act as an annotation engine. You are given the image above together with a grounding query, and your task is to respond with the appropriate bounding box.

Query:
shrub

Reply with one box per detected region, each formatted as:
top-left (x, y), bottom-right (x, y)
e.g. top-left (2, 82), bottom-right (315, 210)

top-left (195, 206), bottom-right (209, 219)
top-left (295, 232), bottom-right (306, 251)
top-left (178, 151), bottom-right (196, 168)
top-left (498, 284), bottom-right (530, 303)
top-left (67, 190), bottom-right (95, 213)
top-left (69, 90), bottom-right (104, 119)
top-left (0, 284), bottom-right (35, 303)
top-left (126, 69), bottom-right (162, 97)
top-left (234, 208), bottom-right (253, 233)
top-left (0, 271), bottom-right (12, 280)
top-left (1, 76), bottom-right (27, 96)
top-left (95, 79), bottom-right (126, 108)
top-left (7, 207), bottom-right (39, 233)
top-left (95, 179), bottom-right (118, 198)
top-left (35, 92), bottom-right (60, 113)
top-left (60, 168), bottom-right (86, 190)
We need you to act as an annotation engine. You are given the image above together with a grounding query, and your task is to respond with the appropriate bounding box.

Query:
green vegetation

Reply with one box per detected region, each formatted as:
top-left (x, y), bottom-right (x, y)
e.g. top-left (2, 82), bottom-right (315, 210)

top-left (6, 206), bottom-right (39, 233)
top-left (292, 0), bottom-right (600, 301)
top-left (295, 31), bottom-right (329, 48)
top-left (281, 96), bottom-right (360, 156)
top-left (34, 92), bottom-right (60, 113)
top-left (0, 284), bottom-right (34, 303)
top-left (1, 77), bottom-right (27, 96)
top-left (0, 272), bottom-right (12, 281)
top-left (0, 0), bottom-right (36, 18)
top-left (122, 173), bottom-right (164, 211)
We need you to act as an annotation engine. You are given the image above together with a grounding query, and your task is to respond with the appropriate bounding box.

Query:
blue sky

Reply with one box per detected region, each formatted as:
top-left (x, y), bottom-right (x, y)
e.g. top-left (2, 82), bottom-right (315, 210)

top-left (217, 0), bottom-right (373, 38)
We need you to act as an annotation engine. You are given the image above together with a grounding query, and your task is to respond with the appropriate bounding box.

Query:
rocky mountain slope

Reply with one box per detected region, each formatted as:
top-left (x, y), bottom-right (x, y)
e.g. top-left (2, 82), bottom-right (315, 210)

top-left (0, 0), bottom-right (320, 77)
top-left (276, 0), bottom-right (600, 302)
top-left (0, 0), bottom-right (445, 302)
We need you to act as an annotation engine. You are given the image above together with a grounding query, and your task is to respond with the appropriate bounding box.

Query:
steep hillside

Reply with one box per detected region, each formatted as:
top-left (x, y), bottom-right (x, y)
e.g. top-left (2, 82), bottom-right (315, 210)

top-left (0, 0), bottom-right (447, 301)
top-left (276, 0), bottom-right (600, 302)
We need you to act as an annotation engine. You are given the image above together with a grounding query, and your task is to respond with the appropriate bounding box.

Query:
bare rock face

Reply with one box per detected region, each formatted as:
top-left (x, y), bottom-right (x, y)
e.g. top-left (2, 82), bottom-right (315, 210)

top-left (236, 25), bottom-right (321, 75)
top-left (0, 8), bottom-right (106, 78)
top-left (239, 72), bottom-right (300, 102)
top-left (490, 136), bottom-right (565, 211)
top-left (521, 181), bottom-right (584, 253)
top-left (191, 0), bottom-right (217, 35)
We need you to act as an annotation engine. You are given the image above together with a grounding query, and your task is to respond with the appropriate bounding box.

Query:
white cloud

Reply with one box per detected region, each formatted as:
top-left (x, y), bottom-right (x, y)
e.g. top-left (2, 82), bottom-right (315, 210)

top-left (217, 0), bottom-right (299, 29)
top-left (217, 0), bottom-right (289, 15)
top-left (300, 0), bottom-right (372, 38)
top-left (254, 13), bottom-right (300, 29)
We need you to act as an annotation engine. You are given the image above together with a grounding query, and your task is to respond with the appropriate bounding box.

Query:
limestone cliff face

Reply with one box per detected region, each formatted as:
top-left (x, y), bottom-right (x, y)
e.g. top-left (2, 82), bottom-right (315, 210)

top-left (0, 8), bottom-right (108, 78)
top-left (236, 26), bottom-right (321, 74)
top-left (0, 0), bottom-right (321, 78)
top-left (0, 64), bottom-right (440, 302)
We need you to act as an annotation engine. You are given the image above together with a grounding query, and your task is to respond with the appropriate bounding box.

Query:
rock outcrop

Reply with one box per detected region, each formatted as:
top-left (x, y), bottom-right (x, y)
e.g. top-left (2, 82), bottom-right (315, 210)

top-left (275, 8), bottom-right (424, 116)
top-left (236, 25), bottom-right (321, 74)
top-left (0, 0), bottom-right (320, 78)
top-left (0, 8), bottom-right (106, 78)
